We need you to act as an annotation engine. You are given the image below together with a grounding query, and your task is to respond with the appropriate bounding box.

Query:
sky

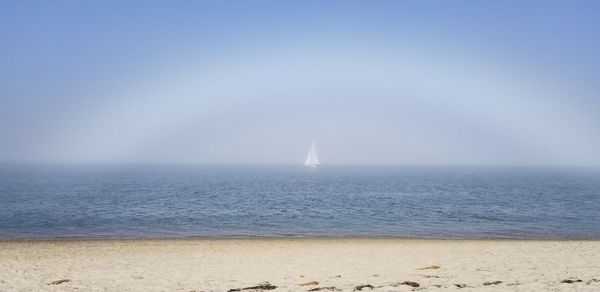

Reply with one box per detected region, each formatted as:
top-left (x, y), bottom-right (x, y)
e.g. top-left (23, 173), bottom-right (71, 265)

top-left (1, 0), bottom-right (599, 165)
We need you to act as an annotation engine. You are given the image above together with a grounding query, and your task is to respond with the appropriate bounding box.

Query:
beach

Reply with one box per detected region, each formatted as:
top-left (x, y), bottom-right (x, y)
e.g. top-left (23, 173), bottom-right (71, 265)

top-left (1, 238), bottom-right (599, 291)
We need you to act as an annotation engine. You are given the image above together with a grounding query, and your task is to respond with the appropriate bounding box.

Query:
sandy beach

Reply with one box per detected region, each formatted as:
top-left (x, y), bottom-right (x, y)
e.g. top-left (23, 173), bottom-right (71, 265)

top-left (0, 238), bottom-right (599, 291)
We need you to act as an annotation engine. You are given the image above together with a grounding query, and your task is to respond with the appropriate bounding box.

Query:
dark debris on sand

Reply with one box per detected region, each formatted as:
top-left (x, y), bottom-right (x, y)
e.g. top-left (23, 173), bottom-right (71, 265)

top-left (482, 281), bottom-right (502, 286)
top-left (353, 284), bottom-right (374, 291)
top-left (48, 279), bottom-right (70, 285)
top-left (228, 282), bottom-right (277, 292)
top-left (394, 281), bottom-right (420, 288)
top-left (307, 287), bottom-right (341, 291)
top-left (561, 279), bottom-right (583, 284)
top-left (454, 284), bottom-right (467, 288)
top-left (417, 265), bottom-right (441, 270)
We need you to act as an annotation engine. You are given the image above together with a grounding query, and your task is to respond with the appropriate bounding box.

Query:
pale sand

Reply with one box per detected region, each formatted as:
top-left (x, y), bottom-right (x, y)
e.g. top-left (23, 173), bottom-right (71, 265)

top-left (1, 238), bottom-right (599, 291)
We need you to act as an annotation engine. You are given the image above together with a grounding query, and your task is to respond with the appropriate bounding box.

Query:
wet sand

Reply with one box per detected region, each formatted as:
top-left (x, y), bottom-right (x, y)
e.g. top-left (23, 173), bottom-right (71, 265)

top-left (1, 238), bottom-right (599, 291)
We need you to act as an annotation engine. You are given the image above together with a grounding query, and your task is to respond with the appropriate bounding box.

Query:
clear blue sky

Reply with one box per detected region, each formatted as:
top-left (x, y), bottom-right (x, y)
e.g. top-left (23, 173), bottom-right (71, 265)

top-left (1, 0), bottom-right (599, 165)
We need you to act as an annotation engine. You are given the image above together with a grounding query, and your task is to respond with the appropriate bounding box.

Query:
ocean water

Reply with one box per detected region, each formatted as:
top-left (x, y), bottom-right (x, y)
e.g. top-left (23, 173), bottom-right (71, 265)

top-left (1, 164), bottom-right (599, 239)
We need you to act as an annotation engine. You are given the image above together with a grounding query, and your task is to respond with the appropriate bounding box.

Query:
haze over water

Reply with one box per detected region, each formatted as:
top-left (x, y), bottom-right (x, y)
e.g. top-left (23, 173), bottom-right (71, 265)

top-left (2, 165), bottom-right (599, 239)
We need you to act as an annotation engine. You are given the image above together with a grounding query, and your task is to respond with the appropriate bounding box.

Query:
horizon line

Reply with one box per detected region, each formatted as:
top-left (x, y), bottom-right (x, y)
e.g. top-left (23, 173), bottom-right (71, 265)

top-left (0, 161), bottom-right (599, 168)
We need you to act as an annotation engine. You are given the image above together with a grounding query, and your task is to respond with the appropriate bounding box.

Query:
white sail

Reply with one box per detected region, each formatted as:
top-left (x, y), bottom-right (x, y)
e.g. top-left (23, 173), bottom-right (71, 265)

top-left (304, 139), bottom-right (321, 167)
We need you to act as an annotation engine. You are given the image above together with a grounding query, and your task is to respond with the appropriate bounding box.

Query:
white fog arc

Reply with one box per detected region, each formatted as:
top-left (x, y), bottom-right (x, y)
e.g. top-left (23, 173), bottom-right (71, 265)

top-left (43, 44), bottom-right (600, 166)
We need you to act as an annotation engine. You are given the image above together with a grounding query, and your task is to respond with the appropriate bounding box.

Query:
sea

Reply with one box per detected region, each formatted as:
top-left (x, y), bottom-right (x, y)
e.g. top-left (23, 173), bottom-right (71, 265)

top-left (1, 164), bottom-right (599, 239)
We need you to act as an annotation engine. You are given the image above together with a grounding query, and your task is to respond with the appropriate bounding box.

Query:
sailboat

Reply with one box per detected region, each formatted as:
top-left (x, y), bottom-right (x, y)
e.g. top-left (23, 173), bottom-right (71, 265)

top-left (304, 139), bottom-right (321, 168)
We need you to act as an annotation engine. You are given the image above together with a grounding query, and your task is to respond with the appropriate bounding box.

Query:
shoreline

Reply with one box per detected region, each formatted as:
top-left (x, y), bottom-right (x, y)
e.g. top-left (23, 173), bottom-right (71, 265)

top-left (3, 234), bottom-right (600, 242)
